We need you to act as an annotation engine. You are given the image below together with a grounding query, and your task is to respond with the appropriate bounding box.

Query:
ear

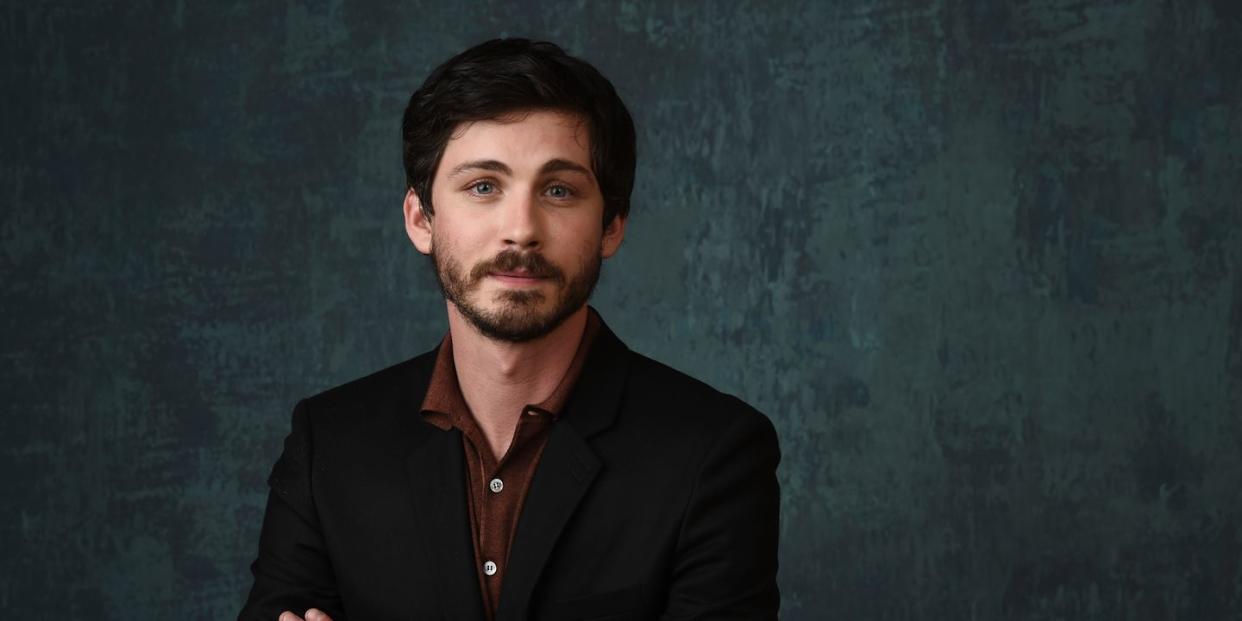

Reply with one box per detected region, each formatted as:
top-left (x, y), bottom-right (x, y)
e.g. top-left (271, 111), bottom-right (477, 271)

top-left (403, 188), bottom-right (433, 255)
top-left (600, 214), bottom-right (627, 259)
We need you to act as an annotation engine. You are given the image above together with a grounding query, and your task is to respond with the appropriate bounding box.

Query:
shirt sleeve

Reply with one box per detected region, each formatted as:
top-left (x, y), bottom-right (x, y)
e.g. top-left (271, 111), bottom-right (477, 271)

top-left (661, 397), bottom-right (782, 620)
top-left (237, 399), bottom-right (348, 621)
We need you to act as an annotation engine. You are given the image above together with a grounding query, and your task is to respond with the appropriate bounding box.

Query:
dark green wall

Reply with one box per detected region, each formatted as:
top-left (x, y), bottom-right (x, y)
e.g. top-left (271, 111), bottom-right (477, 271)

top-left (3, 1), bottom-right (1239, 618)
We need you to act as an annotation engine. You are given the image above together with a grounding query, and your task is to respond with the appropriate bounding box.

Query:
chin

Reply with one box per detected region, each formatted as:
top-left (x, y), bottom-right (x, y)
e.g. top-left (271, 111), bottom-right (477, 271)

top-left (459, 292), bottom-right (579, 343)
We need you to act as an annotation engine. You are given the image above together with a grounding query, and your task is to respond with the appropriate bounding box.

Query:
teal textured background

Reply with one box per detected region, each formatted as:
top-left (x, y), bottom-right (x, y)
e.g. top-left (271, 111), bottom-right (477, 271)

top-left (3, 1), bottom-right (1240, 618)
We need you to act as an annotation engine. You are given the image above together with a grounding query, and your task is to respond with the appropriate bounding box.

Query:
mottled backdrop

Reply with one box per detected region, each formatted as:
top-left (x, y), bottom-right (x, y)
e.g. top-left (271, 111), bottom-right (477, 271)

top-left (2, 1), bottom-right (1239, 619)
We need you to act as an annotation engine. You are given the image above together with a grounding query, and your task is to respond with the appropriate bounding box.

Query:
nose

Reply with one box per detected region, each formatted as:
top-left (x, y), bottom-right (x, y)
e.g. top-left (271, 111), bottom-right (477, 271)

top-left (499, 189), bottom-right (542, 250)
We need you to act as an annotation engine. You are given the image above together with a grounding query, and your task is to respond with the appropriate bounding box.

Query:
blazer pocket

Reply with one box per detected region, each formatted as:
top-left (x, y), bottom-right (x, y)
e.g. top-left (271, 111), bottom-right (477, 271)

top-left (544, 582), bottom-right (653, 621)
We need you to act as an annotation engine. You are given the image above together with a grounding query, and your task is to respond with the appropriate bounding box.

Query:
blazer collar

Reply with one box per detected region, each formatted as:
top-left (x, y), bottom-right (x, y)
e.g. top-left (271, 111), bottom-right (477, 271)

top-left (557, 309), bottom-right (631, 439)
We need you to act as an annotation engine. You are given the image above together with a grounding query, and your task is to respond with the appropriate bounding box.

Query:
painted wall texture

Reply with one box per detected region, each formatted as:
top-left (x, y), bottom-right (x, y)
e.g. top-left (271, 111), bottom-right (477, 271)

top-left (3, 1), bottom-right (1239, 618)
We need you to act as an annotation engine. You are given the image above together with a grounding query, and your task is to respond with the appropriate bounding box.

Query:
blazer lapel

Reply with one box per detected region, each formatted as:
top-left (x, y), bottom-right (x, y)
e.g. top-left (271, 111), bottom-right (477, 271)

top-left (402, 348), bottom-right (486, 621)
top-left (496, 317), bottom-right (632, 621)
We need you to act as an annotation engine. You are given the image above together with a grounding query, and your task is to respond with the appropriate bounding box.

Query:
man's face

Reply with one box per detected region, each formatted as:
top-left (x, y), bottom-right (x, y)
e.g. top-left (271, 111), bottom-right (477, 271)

top-left (404, 109), bottom-right (625, 342)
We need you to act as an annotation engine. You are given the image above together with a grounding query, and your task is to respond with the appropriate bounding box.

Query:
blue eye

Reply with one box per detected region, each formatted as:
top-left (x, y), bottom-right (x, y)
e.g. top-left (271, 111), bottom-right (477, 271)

top-left (471, 181), bottom-right (495, 195)
top-left (546, 184), bottom-right (572, 199)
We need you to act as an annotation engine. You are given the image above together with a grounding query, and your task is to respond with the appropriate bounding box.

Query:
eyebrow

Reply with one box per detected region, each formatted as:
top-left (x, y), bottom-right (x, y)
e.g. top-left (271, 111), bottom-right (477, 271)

top-left (446, 159), bottom-right (511, 179)
top-left (538, 158), bottom-right (593, 179)
top-left (445, 158), bottom-right (593, 180)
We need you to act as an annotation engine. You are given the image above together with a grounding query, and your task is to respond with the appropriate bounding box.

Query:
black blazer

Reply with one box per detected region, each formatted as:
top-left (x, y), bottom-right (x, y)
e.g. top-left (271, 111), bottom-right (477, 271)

top-left (238, 317), bottom-right (781, 621)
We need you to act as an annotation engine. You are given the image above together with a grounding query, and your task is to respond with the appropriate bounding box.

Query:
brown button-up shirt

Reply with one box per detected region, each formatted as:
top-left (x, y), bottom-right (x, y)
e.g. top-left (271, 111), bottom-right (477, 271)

top-left (418, 310), bottom-right (601, 620)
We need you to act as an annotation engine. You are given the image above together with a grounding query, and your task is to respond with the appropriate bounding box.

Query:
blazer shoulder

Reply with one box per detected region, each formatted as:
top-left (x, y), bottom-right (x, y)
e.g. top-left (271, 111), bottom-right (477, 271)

top-left (624, 349), bottom-right (770, 430)
top-left (301, 346), bottom-right (438, 417)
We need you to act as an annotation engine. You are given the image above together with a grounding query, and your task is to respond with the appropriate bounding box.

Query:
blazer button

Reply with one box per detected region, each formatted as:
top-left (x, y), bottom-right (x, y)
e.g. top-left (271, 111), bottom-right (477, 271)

top-left (483, 560), bottom-right (498, 576)
top-left (489, 478), bottom-right (504, 493)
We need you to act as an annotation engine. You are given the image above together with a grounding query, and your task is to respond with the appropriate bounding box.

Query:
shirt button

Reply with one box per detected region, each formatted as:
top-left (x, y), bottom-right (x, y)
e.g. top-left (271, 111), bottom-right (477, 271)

top-left (526, 408), bottom-right (538, 416)
top-left (489, 478), bottom-right (504, 493)
top-left (483, 560), bottom-right (497, 576)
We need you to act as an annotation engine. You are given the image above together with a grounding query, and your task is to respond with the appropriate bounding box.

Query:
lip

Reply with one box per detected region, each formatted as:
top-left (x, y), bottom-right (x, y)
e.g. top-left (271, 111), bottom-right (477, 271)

top-left (489, 272), bottom-right (546, 286)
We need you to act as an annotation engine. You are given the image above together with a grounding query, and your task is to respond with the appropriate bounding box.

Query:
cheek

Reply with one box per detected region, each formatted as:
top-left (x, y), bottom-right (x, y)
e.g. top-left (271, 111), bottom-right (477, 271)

top-left (557, 212), bottom-right (605, 248)
top-left (567, 232), bottom-right (605, 266)
top-left (433, 216), bottom-right (489, 253)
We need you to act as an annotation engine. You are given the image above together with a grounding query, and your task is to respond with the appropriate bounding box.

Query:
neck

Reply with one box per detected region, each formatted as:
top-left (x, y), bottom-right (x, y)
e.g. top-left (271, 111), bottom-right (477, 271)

top-left (446, 303), bottom-right (588, 429)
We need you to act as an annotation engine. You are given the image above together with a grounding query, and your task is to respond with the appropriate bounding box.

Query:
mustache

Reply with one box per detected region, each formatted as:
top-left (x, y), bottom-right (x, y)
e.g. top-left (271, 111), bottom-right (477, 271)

top-left (469, 250), bottom-right (565, 284)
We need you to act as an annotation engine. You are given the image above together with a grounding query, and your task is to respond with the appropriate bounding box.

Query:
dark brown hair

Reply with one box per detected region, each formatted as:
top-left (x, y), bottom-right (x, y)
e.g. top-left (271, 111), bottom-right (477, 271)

top-left (401, 38), bottom-right (637, 226)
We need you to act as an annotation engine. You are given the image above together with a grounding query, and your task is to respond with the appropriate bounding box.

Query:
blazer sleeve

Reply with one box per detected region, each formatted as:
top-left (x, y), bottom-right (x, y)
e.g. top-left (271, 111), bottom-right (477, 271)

top-left (661, 398), bottom-right (782, 620)
top-left (237, 399), bottom-right (348, 621)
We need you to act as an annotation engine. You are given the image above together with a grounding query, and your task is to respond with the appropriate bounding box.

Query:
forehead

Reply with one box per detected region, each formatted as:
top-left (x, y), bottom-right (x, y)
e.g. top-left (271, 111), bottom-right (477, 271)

top-left (438, 109), bottom-right (593, 175)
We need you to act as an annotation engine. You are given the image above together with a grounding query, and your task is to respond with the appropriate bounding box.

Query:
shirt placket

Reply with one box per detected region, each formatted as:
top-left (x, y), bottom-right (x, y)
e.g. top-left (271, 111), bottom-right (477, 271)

top-left (477, 445), bottom-right (500, 584)
top-left (474, 407), bottom-right (547, 602)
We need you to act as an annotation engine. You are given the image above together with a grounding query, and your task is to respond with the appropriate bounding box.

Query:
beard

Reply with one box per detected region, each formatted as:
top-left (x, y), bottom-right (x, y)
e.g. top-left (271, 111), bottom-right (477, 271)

top-left (430, 241), bottom-right (601, 343)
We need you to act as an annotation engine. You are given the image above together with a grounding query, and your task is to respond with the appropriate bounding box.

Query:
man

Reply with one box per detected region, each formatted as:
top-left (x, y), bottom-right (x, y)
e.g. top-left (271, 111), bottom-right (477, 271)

top-left (239, 38), bottom-right (780, 621)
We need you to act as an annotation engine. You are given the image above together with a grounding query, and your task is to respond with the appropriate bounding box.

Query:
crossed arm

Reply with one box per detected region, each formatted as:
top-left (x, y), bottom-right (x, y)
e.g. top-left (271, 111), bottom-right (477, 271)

top-left (661, 399), bottom-right (782, 619)
top-left (238, 401), bottom-right (348, 621)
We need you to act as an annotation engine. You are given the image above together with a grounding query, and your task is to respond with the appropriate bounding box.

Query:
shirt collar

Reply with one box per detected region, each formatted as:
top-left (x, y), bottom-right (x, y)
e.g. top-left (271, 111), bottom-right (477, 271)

top-left (419, 307), bottom-right (603, 428)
